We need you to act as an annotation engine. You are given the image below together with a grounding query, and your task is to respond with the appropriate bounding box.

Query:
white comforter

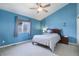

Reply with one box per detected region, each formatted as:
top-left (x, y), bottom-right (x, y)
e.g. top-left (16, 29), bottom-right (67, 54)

top-left (32, 33), bottom-right (60, 52)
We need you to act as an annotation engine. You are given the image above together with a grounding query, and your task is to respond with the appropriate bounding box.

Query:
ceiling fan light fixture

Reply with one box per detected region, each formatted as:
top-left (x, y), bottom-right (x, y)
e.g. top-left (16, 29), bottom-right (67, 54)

top-left (30, 3), bottom-right (51, 13)
top-left (37, 7), bottom-right (43, 12)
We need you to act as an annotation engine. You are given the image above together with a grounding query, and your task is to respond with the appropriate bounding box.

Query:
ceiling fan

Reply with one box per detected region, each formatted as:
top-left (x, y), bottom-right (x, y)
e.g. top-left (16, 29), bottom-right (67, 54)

top-left (30, 3), bottom-right (51, 13)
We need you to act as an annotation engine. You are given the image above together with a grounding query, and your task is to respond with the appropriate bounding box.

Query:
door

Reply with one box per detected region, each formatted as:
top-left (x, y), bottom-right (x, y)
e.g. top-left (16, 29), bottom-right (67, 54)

top-left (77, 16), bottom-right (79, 44)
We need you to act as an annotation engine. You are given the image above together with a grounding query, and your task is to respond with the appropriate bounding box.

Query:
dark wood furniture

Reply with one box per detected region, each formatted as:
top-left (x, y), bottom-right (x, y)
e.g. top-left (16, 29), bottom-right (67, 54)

top-left (49, 28), bottom-right (62, 37)
top-left (59, 36), bottom-right (68, 44)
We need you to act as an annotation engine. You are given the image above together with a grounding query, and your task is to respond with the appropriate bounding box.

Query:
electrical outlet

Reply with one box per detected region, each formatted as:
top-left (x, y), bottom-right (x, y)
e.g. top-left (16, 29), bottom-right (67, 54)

top-left (2, 40), bottom-right (5, 43)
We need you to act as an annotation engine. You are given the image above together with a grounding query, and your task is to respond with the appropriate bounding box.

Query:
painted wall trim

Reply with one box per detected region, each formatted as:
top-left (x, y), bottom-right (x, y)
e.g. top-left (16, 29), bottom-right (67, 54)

top-left (0, 40), bottom-right (31, 48)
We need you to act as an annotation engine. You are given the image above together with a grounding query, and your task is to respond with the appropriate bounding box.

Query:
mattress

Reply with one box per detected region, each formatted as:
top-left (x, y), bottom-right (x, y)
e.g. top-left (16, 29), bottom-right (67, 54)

top-left (32, 33), bottom-right (61, 52)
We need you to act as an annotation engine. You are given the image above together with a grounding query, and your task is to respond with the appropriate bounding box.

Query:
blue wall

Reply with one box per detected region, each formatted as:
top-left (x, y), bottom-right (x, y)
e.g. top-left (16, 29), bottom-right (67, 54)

top-left (0, 9), bottom-right (41, 46)
top-left (77, 4), bottom-right (79, 16)
top-left (41, 4), bottom-right (77, 43)
top-left (0, 3), bottom-right (77, 46)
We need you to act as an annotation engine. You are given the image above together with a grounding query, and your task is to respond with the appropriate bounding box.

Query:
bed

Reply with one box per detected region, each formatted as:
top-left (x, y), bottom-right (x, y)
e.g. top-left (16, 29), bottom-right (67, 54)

top-left (32, 29), bottom-right (62, 52)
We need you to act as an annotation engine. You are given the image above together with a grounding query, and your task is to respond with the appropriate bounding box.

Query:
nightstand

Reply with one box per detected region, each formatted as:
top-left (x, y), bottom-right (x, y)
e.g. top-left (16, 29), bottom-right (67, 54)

top-left (59, 36), bottom-right (68, 44)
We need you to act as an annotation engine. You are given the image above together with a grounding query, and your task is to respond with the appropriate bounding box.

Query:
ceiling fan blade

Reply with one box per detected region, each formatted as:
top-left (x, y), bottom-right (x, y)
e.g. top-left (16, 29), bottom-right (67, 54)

top-left (43, 9), bottom-right (48, 12)
top-left (36, 3), bottom-right (41, 6)
top-left (43, 4), bottom-right (51, 8)
top-left (37, 11), bottom-right (39, 13)
top-left (36, 3), bottom-right (42, 7)
top-left (30, 8), bottom-right (37, 9)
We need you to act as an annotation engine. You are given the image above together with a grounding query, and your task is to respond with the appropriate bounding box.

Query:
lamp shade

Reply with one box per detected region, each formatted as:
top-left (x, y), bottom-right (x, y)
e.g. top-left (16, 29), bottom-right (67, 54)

top-left (42, 27), bottom-right (48, 32)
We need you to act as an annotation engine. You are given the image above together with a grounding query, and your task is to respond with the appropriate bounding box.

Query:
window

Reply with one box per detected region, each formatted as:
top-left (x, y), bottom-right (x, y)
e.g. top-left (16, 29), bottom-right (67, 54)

top-left (17, 21), bottom-right (31, 34)
top-left (14, 18), bottom-right (31, 36)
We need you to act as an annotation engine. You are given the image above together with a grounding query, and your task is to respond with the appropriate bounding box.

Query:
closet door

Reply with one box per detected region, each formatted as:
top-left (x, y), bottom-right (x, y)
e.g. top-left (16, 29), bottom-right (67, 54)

top-left (77, 16), bottom-right (79, 44)
top-left (77, 4), bottom-right (79, 45)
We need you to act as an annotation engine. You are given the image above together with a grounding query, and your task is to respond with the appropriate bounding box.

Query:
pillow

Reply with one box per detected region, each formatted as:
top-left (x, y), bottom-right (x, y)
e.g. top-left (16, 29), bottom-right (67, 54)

top-left (47, 29), bottom-right (52, 33)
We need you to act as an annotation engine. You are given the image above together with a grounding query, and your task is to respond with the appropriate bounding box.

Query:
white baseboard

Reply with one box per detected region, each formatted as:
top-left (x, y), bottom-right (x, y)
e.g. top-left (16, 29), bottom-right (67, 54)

top-left (69, 42), bottom-right (78, 46)
top-left (0, 40), bottom-right (31, 48)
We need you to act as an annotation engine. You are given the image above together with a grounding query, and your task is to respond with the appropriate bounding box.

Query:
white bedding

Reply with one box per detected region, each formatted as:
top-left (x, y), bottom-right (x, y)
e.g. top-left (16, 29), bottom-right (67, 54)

top-left (32, 33), bottom-right (61, 52)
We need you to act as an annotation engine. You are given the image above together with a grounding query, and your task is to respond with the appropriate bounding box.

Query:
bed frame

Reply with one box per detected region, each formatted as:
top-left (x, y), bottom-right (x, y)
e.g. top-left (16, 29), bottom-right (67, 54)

top-left (32, 28), bottom-right (62, 52)
top-left (49, 28), bottom-right (62, 36)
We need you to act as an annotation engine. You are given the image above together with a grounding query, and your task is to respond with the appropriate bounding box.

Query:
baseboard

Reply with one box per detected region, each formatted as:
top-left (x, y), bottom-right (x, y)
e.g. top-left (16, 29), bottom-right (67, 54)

top-left (0, 40), bottom-right (31, 48)
top-left (69, 42), bottom-right (78, 46)
top-left (1, 41), bottom-right (77, 48)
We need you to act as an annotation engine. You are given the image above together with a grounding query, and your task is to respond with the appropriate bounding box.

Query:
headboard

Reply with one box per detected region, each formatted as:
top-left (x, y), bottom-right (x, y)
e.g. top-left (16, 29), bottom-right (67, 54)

top-left (48, 28), bottom-right (62, 37)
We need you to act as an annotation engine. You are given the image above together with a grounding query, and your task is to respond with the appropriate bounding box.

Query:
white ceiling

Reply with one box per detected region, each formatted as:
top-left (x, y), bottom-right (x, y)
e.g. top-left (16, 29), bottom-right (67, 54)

top-left (0, 3), bottom-right (68, 21)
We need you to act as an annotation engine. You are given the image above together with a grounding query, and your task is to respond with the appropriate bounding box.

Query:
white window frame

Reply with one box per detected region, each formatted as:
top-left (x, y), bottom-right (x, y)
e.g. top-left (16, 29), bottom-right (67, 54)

top-left (15, 19), bottom-right (31, 36)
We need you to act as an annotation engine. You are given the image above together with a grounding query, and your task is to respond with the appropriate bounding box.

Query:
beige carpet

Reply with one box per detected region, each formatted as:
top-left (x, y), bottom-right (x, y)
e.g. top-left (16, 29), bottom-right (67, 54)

top-left (0, 42), bottom-right (78, 56)
top-left (55, 43), bottom-right (79, 56)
